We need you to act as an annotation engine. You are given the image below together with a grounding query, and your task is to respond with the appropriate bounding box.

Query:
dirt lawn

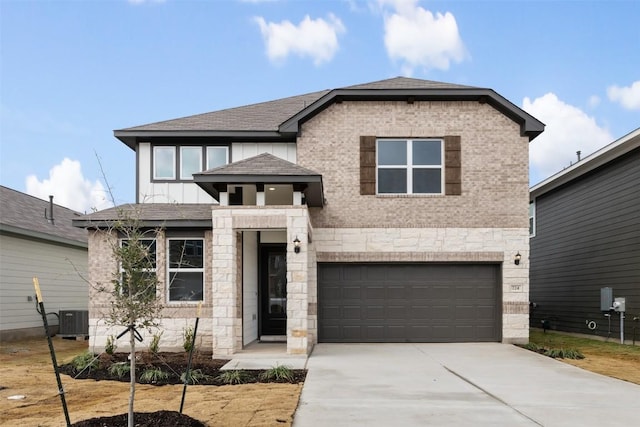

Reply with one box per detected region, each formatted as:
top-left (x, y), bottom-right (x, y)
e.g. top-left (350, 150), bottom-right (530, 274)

top-left (0, 337), bottom-right (302, 427)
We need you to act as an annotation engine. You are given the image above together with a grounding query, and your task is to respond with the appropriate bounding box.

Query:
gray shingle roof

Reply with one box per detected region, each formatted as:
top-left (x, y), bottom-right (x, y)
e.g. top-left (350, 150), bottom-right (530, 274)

top-left (197, 153), bottom-right (321, 177)
top-left (119, 90), bottom-right (330, 132)
top-left (72, 203), bottom-right (213, 228)
top-left (116, 77), bottom-right (476, 133)
top-left (0, 185), bottom-right (87, 245)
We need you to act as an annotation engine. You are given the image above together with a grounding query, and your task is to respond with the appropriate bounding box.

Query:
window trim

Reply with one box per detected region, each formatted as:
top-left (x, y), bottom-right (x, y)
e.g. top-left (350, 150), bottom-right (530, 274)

top-left (166, 237), bottom-right (205, 303)
top-left (376, 138), bottom-right (444, 195)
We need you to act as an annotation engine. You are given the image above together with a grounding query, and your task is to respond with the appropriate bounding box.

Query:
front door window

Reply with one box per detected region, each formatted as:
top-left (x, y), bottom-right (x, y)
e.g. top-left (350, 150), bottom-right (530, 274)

top-left (260, 245), bottom-right (287, 336)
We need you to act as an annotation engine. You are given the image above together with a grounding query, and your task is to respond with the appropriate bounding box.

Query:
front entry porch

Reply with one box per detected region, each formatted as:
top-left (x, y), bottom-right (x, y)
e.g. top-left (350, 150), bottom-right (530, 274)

top-left (211, 205), bottom-right (317, 357)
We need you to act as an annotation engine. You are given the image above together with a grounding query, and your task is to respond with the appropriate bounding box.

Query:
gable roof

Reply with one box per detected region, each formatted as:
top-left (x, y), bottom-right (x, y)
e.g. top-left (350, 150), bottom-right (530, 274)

top-left (114, 77), bottom-right (544, 148)
top-left (530, 127), bottom-right (640, 199)
top-left (72, 203), bottom-right (214, 229)
top-left (193, 153), bottom-right (324, 207)
top-left (0, 186), bottom-right (87, 247)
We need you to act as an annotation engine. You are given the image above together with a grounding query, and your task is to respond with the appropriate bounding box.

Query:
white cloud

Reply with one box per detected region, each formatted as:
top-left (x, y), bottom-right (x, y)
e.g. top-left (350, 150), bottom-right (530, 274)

top-left (607, 80), bottom-right (640, 110)
top-left (380, 0), bottom-right (467, 74)
top-left (254, 14), bottom-right (345, 65)
top-left (587, 95), bottom-right (600, 108)
top-left (26, 158), bottom-right (113, 213)
top-left (523, 93), bottom-right (613, 181)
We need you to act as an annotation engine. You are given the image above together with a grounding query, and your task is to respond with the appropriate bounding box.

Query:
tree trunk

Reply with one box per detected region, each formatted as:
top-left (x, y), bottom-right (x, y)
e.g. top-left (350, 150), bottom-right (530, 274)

top-left (129, 329), bottom-right (136, 427)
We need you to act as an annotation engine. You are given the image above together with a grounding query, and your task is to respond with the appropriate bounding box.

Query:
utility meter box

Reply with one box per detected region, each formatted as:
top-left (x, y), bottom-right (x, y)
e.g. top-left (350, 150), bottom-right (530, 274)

top-left (612, 297), bottom-right (626, 312)
top-left (600, 287), bottom-right (613, 311)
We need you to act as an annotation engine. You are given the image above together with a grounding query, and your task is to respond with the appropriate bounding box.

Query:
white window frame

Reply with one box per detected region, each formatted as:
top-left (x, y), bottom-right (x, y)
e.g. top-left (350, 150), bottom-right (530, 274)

top-left (118, 238), bottom-right (157, 297)
top-left (529, 200), bottom-right (536, 237)
top-left (376, 138), bottom-right (444, 195)
top-left (180, 146), bottom-right (203, 180)
top-left (206, 146), bottom-right (229, 170)
top-left (166, 238), bottom-right (205, 303)
top-left (153, 146), bottom-right (176, 180)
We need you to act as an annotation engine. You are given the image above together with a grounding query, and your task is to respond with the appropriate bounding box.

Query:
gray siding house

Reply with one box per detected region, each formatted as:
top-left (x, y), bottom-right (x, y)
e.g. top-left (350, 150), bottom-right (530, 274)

top-left (529, 128), bottom-right (640, 342)
top-left (0, 186), bottom-right (88, 341)
top-left (75, 77), bottom-right (544, 355)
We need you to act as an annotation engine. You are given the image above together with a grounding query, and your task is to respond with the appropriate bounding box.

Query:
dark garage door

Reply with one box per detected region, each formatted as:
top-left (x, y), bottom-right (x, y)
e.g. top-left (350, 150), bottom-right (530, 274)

top-left (318, 263), bottom-right (501, 343)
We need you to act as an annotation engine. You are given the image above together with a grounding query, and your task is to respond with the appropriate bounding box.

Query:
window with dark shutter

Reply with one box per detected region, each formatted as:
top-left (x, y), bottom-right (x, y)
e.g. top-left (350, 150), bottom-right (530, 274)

top-left (444, 135), bottom-right (461, 195)
top-left (360, 136), bottom-right (376, 195)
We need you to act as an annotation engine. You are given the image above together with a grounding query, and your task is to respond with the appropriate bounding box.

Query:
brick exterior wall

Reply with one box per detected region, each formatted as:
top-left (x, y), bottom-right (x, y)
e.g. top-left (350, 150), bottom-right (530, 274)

top-left (297, 100), bottom-right (529, 229)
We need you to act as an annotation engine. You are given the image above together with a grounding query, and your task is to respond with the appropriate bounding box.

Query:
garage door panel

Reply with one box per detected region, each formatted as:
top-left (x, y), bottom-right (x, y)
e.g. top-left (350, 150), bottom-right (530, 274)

top-left (318, 263), bottom-right (501, 343)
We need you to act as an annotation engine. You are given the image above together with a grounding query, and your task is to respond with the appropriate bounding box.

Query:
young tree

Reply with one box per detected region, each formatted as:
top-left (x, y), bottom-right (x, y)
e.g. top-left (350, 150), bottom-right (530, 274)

top-left (107, 217), bottom-right (163, 427)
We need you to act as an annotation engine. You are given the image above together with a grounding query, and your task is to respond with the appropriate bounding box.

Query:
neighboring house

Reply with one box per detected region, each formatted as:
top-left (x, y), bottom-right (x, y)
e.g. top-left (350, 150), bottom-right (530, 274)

top-left (73, 77), bottom-right (544, 356)
top-left (0, 186), bottom-right (88, 341)
top-left (529, 128), bottom-right (640, 342)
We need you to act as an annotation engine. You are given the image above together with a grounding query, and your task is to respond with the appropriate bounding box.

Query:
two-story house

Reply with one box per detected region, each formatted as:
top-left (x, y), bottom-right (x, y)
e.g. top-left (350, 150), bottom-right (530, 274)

top-left (74, 77), bottom-right (544, 356)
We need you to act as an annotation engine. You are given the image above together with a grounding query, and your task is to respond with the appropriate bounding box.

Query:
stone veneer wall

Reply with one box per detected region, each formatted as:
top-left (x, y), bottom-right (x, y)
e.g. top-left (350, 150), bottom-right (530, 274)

top-left (313, 227), bottom-right (530, 343)
top-left (211, 206), bottom-right (313, 356)
top-left (86, 229), bottom-right (214, 352)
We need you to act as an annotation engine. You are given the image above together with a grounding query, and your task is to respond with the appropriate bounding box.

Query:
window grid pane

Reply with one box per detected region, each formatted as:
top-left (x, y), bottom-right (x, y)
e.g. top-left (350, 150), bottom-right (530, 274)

top-left (206, 146), bottom-right (228, 170)
top-left (168, 239), bottom-right (204, 302)
top-left (180, 147), bottom-right (202, 180)
top-left (153, 147), bottom-right (175, 179)
top-left (376, 139), bottom-right (443, 195)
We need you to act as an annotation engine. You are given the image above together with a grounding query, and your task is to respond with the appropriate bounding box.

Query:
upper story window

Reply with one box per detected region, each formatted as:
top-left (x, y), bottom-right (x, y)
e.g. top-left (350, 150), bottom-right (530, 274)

top-left (153, 146), bottom-right (176, 180)
top-left (180, 147), bottom-right (202, 180)
top-left (377, 139), bottom-right (443, 194)
top-left (206, 146), bottom-right (229, 170)
top-left (167, 238), bottom-right (204, 302)
top-left (152, 145), bottom-right (229, 182)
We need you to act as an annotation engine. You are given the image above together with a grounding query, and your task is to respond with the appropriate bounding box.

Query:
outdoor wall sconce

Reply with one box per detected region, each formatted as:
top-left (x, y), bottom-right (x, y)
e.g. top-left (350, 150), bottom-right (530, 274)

top-left (514, 252), bottom-right (522, 265)
top-left (293, 236), bottom-right (301, 254)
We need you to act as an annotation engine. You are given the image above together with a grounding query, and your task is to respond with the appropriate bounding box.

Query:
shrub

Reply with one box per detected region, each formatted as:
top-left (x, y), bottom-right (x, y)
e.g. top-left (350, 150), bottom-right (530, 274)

top-left (218, 370), bottom-right (250, 385)
top-left (105, 335), bottom-right (117, 355)
top-left (544, 348), bottom-right (585, 359)
top-left (140, 368), bottom-right (169, 383)
top-left (71, 351), bottom-right (99, 374)
top-left (183, 326), bottom-right (195, 352)
top-left (259, 365), bottom-right (294, 382)
top-left (149, 331), bottom-right (163, 354)
top-left (108, 362), bottom-right (131, 379)
top-left (181, 369), bottom-right (211, 385)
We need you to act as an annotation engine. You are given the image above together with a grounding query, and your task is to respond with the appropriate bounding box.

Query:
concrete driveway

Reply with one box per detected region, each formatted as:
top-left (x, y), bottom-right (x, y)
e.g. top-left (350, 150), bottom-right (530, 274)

top-left (293, 343), bottom-right (640, 427)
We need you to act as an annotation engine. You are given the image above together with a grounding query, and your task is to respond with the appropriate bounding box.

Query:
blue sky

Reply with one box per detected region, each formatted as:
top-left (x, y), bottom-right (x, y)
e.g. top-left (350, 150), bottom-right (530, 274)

top-left (1, 0), bottom-right (638, 212)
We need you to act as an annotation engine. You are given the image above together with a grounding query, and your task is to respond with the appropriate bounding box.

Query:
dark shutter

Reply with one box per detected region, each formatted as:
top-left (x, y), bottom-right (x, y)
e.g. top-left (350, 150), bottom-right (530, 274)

top-left (444, 135), bottom-right (462, 195)
top-left (360, 136), bottom-right (376, 195)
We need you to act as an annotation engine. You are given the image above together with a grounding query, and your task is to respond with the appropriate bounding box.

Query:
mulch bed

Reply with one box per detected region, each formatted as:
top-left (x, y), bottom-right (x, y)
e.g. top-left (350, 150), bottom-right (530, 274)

top-left (62, 351), bottom-right (305, 426)
top-left (59, 351), bottom-right (307, 386)
top-left (72, 410), bottom-right (205, 426)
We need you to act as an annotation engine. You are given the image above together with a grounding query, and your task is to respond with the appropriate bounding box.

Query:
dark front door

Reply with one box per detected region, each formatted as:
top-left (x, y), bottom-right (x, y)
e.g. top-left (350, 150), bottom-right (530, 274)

top-left (260, 244), bottom-right (287, 336)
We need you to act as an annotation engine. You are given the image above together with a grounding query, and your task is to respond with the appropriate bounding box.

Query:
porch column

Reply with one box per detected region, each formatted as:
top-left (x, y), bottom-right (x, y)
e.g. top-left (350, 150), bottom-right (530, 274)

top-left (286, 208), bottom-right (310, 354)
top-left (211, 209), bottom-right (239, 356)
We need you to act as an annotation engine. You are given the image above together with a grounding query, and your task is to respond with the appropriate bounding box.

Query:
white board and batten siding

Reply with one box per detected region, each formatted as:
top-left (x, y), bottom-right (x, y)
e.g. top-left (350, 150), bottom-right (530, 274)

top-left (138, 142), bottom-right (297, 204)
top-left (0, 234), bottom-right (88, 337)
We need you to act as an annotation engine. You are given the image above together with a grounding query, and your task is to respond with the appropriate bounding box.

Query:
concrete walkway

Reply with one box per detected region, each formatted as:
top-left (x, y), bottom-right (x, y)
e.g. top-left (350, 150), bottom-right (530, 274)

top-left (293, 343), bottom-right (640, 427)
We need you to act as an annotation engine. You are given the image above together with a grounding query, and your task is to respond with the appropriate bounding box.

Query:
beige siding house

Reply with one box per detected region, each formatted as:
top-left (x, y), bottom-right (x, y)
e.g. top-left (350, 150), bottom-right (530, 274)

top-left (75, 77), bottom-right (544, 355)
top-left (0, 186), bottom-right (88, 341)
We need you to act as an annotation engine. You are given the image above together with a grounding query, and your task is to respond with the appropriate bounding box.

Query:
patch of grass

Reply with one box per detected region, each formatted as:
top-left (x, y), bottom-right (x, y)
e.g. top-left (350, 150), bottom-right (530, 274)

top-left (260, 365), bottom-right (294, 382)
top-left (180, 369), bottom-right (211, 385)
top-left (108, 362), bottom-right (131, 379)
top-left (140, 367), bottom-right (169, 383)
top-left (530, 330), bottom-right (640, 359)
top-left (71, 351), bottom-right (99, 374)
top-left (544, 347), bottom-right (585, 359)
top-left (218, 370), bottom-right (250, 385)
